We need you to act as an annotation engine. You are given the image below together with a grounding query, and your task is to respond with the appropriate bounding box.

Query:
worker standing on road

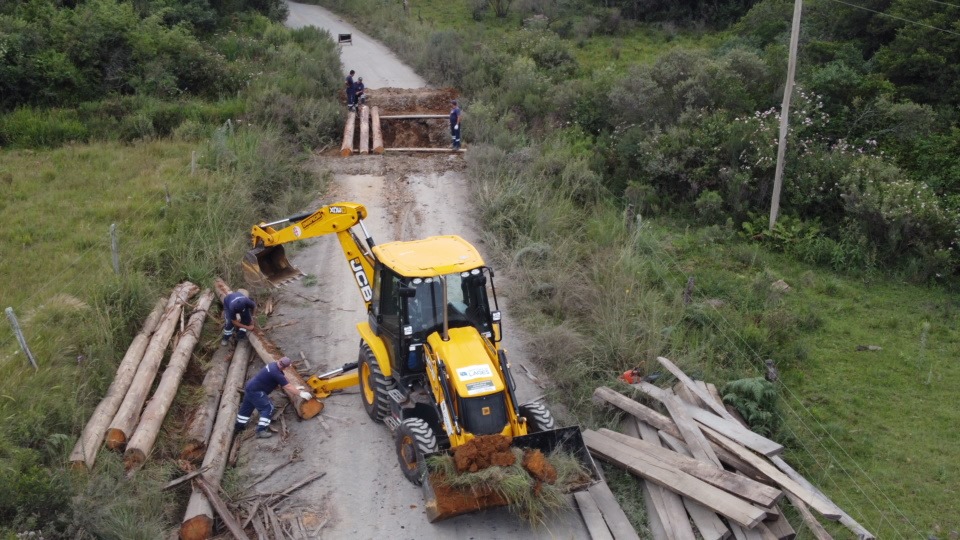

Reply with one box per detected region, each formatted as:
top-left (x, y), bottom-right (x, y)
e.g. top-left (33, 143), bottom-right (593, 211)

top-left (450, 99), bottom-right (462, 150)
top-left (234, 357), bottom-right (313, 439)
top-left (221, 288), bottom-right (256, 346)
top-left (345, 69), bottom-right (357, 110)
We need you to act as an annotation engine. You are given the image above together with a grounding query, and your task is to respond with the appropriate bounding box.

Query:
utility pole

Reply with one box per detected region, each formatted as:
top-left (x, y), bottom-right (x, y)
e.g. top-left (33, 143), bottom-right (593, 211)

top-left (769, 0), bottom-right (803, 230)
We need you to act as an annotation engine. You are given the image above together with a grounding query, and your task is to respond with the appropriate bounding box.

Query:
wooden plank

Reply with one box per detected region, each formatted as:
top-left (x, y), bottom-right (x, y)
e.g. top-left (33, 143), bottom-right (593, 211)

top-left (634, 420), bottom-right (722, 540)
top-left (763, 504), bottom-right (797, 540)
top-left (675, 382), bottom-right (707, 408)
top-left (661, 393), bottom-right (722, 467)
top-left (584, 430), bottom-right (767, 529)
top-left (656, 357), bottom-right (738, 421)
top-left (640, 480), bottom-right (668, 540)
top-left (701, 428), bottom-right (842, 520)
top-left (340, 110), bottom-right (356, 156)
top-left (785, 491), bottom-right (833, 540)
top-left (769, 456), bottom-right (872, 539)
top-left (586, 481), bottom-right (642, 540)
top-left (600, 429), bottom-right (781, 508)
top-left (623, 419), bottom-right (692, 540)
top-left (378, 114), bottom-right (447, 119)
top-left (634, 382), bottom-right (783, 457)
top-left (574, 492), bottom-right (615, 540)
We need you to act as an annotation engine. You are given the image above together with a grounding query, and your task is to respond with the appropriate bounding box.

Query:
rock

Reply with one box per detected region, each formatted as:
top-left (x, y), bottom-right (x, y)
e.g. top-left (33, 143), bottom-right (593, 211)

top-left (770, 279), bottom-right (791, 293)
top-left (855, 345), bottom-right (882, 352)
top-left (764, 359), bottom-right (779, 382)
top-left (705, 298), bottom-right (725, 309)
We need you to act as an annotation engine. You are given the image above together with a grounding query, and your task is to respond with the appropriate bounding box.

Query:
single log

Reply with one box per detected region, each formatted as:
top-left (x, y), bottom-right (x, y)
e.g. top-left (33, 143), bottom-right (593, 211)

top-left (340, 110), bottom-right (356, 156)
top-left (180, 340), bottom-right (253, 540)
top-left (181, 346), bottom-right (234, 462)
top-left (105, 282), bottom-right (199, 450)
top-left (584, 430), bottom-right (767, 529)
top-left (214, 278), bottom-right (322, 419)
top-left (69, 297), bottom-right (166, 469)
top-left (125, 291), bottom-right (215, 471)
top-left (371, 107), bottom-right (384, 154)
top-left (359, 105), bottom-right (370, 154)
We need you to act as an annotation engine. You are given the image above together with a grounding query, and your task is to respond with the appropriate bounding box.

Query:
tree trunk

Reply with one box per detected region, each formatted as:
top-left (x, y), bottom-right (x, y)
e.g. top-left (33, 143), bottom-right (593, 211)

top-left (371, 107), bottom-right (384, 154)
top-left (180, 340), bottom-right (253, 540)
top-left (69, 297), bottom-right (167, 470)
top-left (105, 282), bottom-right (199, 450)
top-left (340, 110), bottom-right (356, 156)
top-left (124, 291), bottom-right (215, 472)
top-left (181, 345), bottom-right (233, 463)
top-left (359, 105), bottom-right (370, 154)
top-left (213, 278), bottom-right (323, 419)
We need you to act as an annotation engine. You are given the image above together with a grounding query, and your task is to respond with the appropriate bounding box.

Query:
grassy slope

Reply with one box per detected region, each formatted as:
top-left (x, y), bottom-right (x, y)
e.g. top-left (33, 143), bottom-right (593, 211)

top-left (433, 6), bottom-right (956, 536)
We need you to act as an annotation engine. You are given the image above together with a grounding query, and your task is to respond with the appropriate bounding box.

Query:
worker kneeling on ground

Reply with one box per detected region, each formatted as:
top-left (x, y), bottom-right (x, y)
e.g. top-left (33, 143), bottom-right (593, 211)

top-left (234, 357), bottom-right (313, 439)
top-left (221, 288), bottom-right (256, 346)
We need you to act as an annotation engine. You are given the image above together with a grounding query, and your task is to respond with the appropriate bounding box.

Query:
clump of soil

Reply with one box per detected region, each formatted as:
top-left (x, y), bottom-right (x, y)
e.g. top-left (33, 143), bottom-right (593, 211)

top-left (366, 87), bottom-right (459, 115)
top-left (522, 449), bottom-right (557, 485)
top-left (425, 474), bottom-right (510, 521)
top-left (453, 434), bottom-right (516, 473)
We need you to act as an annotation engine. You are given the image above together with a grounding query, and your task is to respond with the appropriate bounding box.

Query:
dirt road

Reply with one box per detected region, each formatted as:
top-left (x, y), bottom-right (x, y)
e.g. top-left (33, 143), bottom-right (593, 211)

top-left (228, 4), bottom-right (589, 538)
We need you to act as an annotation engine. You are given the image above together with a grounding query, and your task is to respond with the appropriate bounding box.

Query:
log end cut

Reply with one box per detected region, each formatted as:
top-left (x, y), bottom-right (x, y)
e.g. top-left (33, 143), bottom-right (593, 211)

top-left (70, 460), bottom-right (89, 472)
top-left (339, 147), bottom-right (352, 157)
top-left (299, 400), bottom-right (324, 419)
top-left (105, 429), bottom-right (127, 451)
top-left (179, 515), bottom-right (212, 540)
top-left (123, 448), bottom-right (146, 472)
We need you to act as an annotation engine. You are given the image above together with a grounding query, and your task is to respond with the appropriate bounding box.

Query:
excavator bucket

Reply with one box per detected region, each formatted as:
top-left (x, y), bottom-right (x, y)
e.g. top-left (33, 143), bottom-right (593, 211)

top-left (421, 426), bottom-right (600, 522)
top-left (242, 245), bottom-right (304, 288)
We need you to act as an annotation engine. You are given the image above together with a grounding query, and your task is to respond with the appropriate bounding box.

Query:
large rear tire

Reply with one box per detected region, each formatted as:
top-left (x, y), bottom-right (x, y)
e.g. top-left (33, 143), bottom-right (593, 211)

top-left (359, 342), bottom-right (394, 423)
top-left (519, 402), bottom-right (556, 433)
top-left (396, 418), bottom-right (438, 485)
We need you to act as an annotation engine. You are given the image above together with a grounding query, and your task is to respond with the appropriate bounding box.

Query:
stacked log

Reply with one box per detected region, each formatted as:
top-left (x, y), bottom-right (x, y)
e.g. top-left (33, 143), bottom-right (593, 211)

top-left (181, 345), bottom-right (233, 462)
top-left (589, 357), bottom-right (874, 540)
top-left (69, 297), bottom-right (166, 469)
top-left (359, 105), bottom-right (370, 154)
top-left (124, 291), bottom-right (215, 472)
top-left (371, 106), bottom-right (384, 154)
top-left (340, 110), bottom-right (356, 156)
top-left (180, 340), bottom-right (253, 540)
top-left (213, 278), bottom-right (323, 419)
top-left (106, 282), bottom-right (200, 450)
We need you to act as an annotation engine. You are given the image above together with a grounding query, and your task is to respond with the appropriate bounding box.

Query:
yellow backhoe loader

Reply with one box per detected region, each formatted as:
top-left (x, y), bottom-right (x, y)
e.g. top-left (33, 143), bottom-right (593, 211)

top-left (243, 202), bottom-right (598, 521)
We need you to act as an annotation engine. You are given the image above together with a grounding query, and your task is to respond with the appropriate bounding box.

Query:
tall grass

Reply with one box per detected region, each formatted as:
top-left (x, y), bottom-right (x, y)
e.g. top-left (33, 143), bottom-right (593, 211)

top-left (0, 15), bottom-right (341, 537)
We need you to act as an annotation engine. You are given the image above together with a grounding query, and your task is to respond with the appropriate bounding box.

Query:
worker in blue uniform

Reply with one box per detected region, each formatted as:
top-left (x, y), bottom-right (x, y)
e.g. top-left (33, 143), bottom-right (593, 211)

top-left (235, 357), bottom-right (314, 439)
top-left (221, 288), bottom-right (256, 346)
top-left (450, 99), bottom-right (462, 150)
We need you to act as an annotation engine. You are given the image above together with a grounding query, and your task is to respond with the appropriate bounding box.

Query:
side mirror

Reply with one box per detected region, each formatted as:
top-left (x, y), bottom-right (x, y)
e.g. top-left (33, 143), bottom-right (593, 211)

top-left (399, 286), bottom-right (417, 298)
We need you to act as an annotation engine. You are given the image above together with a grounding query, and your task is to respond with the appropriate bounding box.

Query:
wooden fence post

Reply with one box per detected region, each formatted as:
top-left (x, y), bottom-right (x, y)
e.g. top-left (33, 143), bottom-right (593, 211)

top-left (5, 307), bottom-right (38, 370)
top-left (110, 223), bottom-right (120, 274)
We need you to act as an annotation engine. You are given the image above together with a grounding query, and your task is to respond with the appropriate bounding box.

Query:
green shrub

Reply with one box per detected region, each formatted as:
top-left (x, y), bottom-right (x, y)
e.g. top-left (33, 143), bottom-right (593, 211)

top-left (0, 107), bottom-right (89, 147)
top-left (694, 190), bottom-right (724, 224)
top-left (722, 377), bottom-right (782, 437)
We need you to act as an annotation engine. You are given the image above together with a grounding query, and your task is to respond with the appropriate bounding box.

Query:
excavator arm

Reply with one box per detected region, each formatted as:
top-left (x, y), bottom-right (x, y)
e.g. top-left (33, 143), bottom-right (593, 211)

top-left (242, 202), bottom-right (377, 311)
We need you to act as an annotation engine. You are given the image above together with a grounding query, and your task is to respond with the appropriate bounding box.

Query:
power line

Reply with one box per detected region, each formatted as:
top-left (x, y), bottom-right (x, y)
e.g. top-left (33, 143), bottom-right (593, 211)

top-left (823, 0), bottom-right (960, 37)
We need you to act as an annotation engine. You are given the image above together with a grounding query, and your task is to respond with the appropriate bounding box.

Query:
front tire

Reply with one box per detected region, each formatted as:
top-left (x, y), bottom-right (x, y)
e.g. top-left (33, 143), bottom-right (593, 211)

top-left (396, 418), bottom-right (438, 485)
top-left (359, 342), bottom-right (395, 422)
top-left (519, 402), bottom-right (556, 433)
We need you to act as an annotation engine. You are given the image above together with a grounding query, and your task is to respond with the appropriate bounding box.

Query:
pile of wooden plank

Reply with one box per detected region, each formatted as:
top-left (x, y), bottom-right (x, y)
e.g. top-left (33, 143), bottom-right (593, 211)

top-left (586, 356), bottom-right (874, 540)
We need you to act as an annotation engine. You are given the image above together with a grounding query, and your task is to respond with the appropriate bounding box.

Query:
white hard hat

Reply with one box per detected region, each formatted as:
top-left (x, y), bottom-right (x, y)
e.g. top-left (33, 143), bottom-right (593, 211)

top-left (237, 288), bottom-right (249, 297)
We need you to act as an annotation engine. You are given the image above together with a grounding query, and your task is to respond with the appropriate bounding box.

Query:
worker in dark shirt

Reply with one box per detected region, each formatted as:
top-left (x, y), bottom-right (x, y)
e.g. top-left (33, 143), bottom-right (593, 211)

top-left (353, 77), bottom-right (366, 106)
top-left (221, 288), bottom-right (256, 346)
top-left (345, 69), bottom-right (356, 110)
top-left (234, 357), bottom-right (313, 439)
top-left (450, 99), bottom-right (462, 150)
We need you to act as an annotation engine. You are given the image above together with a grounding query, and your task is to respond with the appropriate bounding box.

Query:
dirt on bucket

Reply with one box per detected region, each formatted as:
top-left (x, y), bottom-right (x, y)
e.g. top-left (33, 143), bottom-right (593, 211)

top-left (452, 434), bottom-right (516, 473)
top-left (522, 449), bottom-right (557, 485)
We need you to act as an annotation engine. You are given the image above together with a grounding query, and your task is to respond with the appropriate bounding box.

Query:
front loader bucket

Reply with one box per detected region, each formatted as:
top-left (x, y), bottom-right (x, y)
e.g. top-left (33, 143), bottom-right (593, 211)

top-left (421, 426), bottom-right (600, 522)
top-left (242, 245), bottom-right (304, 288)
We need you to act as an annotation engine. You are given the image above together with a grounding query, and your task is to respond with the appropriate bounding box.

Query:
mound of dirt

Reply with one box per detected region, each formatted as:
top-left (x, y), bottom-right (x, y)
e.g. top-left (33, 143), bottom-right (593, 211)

top-left (367, 87), bottom-right (459, 115)
top-left (453, 435), bottom-right (516, 473)
top-left (522, 449), bottom-right (557, 485)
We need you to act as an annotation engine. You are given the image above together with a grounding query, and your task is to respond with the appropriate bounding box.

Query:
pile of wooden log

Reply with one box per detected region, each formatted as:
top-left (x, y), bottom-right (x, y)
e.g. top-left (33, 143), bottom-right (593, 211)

top-left (584, 356), bottom-right (874, 540)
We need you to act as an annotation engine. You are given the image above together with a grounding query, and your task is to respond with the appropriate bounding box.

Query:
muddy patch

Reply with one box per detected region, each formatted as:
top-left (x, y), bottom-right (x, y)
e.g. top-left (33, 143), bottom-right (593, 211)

top-left (453, 435), bottom-right (516, 473)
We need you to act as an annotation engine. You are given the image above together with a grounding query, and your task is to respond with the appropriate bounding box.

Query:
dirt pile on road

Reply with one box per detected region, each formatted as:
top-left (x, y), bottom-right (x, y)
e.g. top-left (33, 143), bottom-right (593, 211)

top-left (368, 87), bottom-right (458, 115)
top-left (453, 435), bottom-right (516, 473)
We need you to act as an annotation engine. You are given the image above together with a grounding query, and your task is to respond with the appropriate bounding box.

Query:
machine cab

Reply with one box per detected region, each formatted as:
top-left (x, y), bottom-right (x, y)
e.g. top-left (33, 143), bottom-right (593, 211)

top-left (368, 236), bottom-right (501, 379)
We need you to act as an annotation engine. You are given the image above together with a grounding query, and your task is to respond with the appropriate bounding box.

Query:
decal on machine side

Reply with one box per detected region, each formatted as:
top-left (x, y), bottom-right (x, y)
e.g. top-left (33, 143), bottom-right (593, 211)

top-left (350, 257), bottom-right (373, 301)
top-left (456, 364), bottom-right (493, 382)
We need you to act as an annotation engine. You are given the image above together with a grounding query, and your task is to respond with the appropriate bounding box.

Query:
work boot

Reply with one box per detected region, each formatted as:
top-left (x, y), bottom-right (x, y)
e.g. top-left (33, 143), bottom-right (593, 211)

top-left (220, 337), bottom-right (229, 347)
top-left (233, 422), bottom-right (245, 435)
top-left (256, 430), bottom-right (273, 439)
